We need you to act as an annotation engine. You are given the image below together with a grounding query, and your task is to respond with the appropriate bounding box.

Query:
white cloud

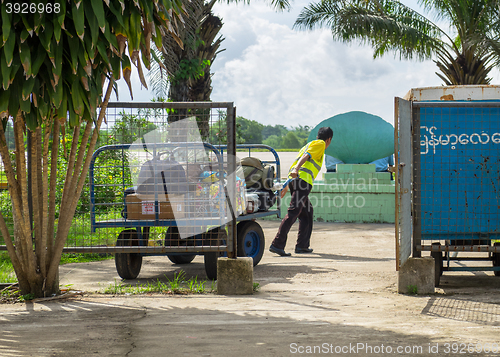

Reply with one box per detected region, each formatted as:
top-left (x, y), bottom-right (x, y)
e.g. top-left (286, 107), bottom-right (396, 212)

top-left (210, 3), bottom-right (447, 127)
top-left (114, 0), bottom-right (500, 128)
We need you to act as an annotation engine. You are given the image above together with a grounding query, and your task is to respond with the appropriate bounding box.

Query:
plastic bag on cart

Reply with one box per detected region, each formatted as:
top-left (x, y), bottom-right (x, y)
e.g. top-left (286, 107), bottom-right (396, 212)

top-left (121, 155), bottom-right (188, 219)
top-left (136, 156), bottom-right (188, 196)
top-left (194, 167), bottom-right (246, 217)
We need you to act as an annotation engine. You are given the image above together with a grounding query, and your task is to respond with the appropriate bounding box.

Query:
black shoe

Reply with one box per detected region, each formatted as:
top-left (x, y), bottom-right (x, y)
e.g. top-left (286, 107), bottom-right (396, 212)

top-left (269, 245), bottom-right (291, 256)
top-left (295, 247), bottom-right (313, 254)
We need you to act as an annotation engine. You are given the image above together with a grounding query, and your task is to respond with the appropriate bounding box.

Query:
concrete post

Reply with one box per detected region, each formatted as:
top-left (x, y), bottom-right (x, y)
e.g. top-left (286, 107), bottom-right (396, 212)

top-left (217, 257), bottom-right (253, 295)
top-left (397, 257), bottom-right (435, 294)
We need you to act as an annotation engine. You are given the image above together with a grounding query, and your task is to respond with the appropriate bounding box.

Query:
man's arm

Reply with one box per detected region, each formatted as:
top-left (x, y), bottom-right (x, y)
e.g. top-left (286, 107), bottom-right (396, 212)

top-left (290, 153), bottom-right (310, 178)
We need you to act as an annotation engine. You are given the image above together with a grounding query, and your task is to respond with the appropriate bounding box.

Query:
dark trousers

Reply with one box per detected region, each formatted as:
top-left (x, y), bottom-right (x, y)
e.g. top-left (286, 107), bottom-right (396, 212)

top-left (272, 178), bottom-right (313, 250)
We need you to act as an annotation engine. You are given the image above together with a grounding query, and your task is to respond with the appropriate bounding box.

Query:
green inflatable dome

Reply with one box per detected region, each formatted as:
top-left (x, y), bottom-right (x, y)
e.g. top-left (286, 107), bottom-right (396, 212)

top-left (308, 111), bottom-right (394, 164)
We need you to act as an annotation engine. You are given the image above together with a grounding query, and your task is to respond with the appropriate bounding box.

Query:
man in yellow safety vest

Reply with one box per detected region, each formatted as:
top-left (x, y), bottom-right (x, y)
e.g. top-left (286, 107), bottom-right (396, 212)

top-left (269, 127), bottom-right (333, 256)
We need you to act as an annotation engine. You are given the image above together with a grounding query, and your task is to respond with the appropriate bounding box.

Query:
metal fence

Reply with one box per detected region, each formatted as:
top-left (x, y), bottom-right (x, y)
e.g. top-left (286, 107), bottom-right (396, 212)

top-left (0, 102), bottom-right (240, 277)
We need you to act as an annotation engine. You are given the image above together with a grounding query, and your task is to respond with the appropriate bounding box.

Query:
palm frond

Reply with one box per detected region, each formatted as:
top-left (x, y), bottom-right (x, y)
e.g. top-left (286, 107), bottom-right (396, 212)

top-left (224, 0), bottom-right (292, 12)
top-left (296, 0), bottom-right (445, 60)
top-left (148, 45), bottom-right (170, 99)
top-left (296, 0), bottom-right (500, 85)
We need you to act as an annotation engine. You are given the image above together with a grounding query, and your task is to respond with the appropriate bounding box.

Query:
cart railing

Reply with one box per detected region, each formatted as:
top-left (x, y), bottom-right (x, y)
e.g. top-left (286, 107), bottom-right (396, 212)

top-left (89, 141), bottom-right (224, 233)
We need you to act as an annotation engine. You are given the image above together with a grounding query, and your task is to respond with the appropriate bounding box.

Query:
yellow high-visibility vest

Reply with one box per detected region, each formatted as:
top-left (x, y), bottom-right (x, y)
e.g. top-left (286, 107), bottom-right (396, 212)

top-left (289, 140), bottom-right (324, 186)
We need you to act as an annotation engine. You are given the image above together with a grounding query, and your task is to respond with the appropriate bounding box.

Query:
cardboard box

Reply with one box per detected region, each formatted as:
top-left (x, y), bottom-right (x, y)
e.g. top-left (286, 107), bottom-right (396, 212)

top-left (125, 193), bottom-right (185, 220)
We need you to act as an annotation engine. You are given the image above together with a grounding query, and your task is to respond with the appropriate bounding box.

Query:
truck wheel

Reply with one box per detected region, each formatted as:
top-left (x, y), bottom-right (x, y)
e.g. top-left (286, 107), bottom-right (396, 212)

top-left (493, 242), bottom-right (500, 277)
top-left (165, 227), bottom-right (196, 264)
top-left (115, 229), bottom-right (142, 279)
top-left (168, 255), bottom-right (196, 264)
top-left (204, 227), bottom-right (227, 280)
top-left (237, 221), bottom-right (265, 266)
top-left (431, 243), bottom-right (443, 287)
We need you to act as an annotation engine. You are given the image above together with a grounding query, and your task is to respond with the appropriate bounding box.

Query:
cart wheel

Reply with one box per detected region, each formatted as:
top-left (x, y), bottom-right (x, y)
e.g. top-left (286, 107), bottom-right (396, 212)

top-left (237, 221), bottom-right (265, 266)
top-left (493, 242), bottom-right (500, 277)
top-left (165, 227), bottom-right (196, 264)
top-left (204, 227), bottom-right (227, 280)
top-left (115, 229), bottom-right (142, 279)
top-left (431, 243), bottom-right (443, 287)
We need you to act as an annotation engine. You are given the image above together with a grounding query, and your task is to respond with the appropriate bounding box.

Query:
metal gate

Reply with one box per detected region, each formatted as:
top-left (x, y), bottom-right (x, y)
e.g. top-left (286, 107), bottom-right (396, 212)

top-left (395, 97), bottom-right (412, 270)
top-left (1, 102), bottom-right (238, 255)
top-left (396, 86), bottom-right (500, 284)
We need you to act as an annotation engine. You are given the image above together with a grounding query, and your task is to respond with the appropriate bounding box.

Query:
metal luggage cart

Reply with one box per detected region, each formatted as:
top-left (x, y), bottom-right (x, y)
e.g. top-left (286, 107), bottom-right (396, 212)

top-left (88, 142), bottom-right (281, 280)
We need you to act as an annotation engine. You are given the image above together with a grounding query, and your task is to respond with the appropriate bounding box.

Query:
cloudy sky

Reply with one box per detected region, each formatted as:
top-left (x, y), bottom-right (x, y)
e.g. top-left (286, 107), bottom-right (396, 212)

top-left (115, 0), bottom-right (500, 127)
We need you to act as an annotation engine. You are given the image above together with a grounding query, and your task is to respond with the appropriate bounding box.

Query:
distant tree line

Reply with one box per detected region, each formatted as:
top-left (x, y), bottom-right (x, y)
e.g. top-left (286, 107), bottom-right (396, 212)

top-left (209, 116), bottom-right (311, 149)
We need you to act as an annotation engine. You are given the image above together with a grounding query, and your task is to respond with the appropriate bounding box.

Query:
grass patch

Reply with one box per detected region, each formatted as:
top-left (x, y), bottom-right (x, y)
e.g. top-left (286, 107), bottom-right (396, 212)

top-left (103, 271), bottom-right (212, 295)
top-left (0, 251), bottom-right (113, 285)
top-left (60, 253), bottom-right (113, 265)
top-left (0, 252), bottom-right (16, 283)
top-left (407, 285), bottom-right (418, 295)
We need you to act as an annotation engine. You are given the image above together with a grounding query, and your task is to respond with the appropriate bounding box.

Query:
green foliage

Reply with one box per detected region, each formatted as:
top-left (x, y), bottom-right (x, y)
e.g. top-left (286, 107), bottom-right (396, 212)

top-left (167, 270), bottom-right (186, 292)
top-left (209, 113), bottom-right (245, 145)
top-left (262, 134), bottom-right (282, 148)
top-left (209, 116), bottom-right (311, 149)
top-left (0, 190), bottom-right (12, 218)
top-left (238, 117), bottom-right (264, 144)
top-left (281, 131), bottom-right (301, 149)
top-left (407, 285), bottom-right (418, 295)
top-left (0, 0), bottom-right (184, 128)
top-left (171, 59), bottom-right (211, 85)
top-left (262, 124), bottom-right (288, 140)
top-left (59, 253), bottom-right (113, 265)
top-left (103, 271), bottom-right (210, 295)
top-left (0, 251), bottom-right (16, 283)
top-left (262, 124), bottom-right (311, 149)
top-left (110, 112), bottom-right (158, 145)
top-left (0, 251), bottom-right (111, 285)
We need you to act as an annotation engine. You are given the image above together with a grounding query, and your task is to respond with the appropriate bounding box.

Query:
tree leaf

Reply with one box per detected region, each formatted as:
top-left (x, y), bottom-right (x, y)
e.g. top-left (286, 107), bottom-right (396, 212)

top-left (1, 52), bottom-right (13, 89)
top-left (72, 1), bottom-right (85, 40)
top-left (31, 45), bottom-right (47, 77)
top-left (21, 76), bottom-right (35, 101)
top-left (109, 54), bottom-right (122, 80)
top-left (121, 55), bottom-right (133, 99)
top-left (84, 1), bottom-right (100, 46)
top-left (71, 79), bottom-right (84, 116)
top-left (39, 20), bottom-right (53, 52)
top-left (0, 90), bottom-right (9, 119)
top-left (56, 93), bottom-right (68, 124)
top-left (51, 78), bottom-right (64, 108)
top-left (4, 31), bottom-right (16, 67)
top-left (67, 34), bottom-right (80, 74)
top-left (1, 8), bottom-right (11, 44)
top-left (20, 29), bottom-right (30, 44)
top-left (24, 109), bottom-right (38, 130)
top-left (67, 95), bottom-right (79, 127)
top-left (19, 95), bottom-right (31, 114)
top-left (90, 0), bottom-right (107, 32)
top-left (19, 42), bottom-right (32, 77)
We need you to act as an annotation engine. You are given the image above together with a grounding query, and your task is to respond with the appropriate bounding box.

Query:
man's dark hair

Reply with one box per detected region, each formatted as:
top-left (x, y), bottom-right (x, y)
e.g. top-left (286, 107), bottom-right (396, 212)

top-left (317, 127), bottom-right (333, 141)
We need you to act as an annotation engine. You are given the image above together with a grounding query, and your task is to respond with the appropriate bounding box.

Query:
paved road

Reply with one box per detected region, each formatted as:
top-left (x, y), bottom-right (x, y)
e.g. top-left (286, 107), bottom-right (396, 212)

top-left (1, 221), bottom-right (500, 356)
